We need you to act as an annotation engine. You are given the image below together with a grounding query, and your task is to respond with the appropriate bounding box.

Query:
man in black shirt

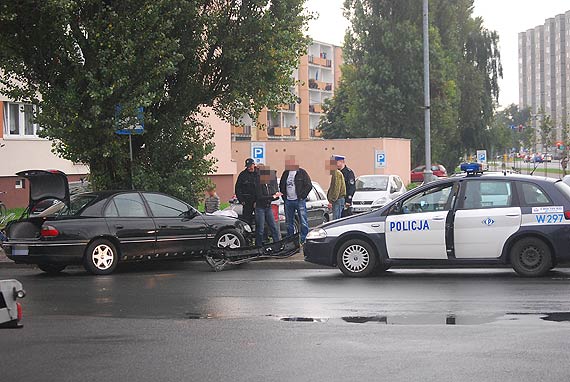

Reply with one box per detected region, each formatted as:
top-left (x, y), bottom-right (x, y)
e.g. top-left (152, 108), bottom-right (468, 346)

top-left (334, 154), bottom-right (356, 216)
top-left (235, 158), bottom-right (258, 225)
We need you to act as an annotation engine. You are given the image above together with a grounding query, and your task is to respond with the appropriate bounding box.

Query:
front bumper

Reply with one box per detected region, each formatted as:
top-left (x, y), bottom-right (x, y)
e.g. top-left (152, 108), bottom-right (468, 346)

top-left (2, 241), bottom-right (86, 265)
top-left (303, 237), bottom-right (338, 267)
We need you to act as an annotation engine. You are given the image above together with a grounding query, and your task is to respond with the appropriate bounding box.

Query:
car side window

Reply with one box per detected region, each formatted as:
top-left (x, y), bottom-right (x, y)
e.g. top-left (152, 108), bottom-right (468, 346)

top-left (393, 184), bottom-right (453, 215)
top-left (520, 182), bottom-right (551, 206)
top-left (104, 200), bottom-right (119, 217)
top-left (394, 177), bottom-right (403, 190)
top-left (462, 181), bottom-right (513, 209)
top-left (143, 193), bottom-right (189, 217)
top-left (111, 193), bottom-right (148, 217)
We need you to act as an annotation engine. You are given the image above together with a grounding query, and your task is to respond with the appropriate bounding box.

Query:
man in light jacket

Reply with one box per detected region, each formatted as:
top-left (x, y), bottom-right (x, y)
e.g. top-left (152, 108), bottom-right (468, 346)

top-left (327, 158), bottom-right (346, 220)
top-left (279, 155), bottom-right (312, 244)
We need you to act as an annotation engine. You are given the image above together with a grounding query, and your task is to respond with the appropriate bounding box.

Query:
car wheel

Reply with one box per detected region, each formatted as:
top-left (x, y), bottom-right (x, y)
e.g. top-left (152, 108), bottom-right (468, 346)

top-left (510, 237), bottom-right (552, 277)
top-left (38, 264), bottom-right (66, 274)
top-left (209, 229), bottom-right (246, 269)
top-left (337, 239), bottom-right (377, 277)
top-left (83, 239), bottom-right (119, 275)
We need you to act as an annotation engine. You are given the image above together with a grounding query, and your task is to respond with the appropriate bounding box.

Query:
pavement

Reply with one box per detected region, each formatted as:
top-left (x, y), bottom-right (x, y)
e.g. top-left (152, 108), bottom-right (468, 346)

top-left (2, 264), bottom-right (570, 381)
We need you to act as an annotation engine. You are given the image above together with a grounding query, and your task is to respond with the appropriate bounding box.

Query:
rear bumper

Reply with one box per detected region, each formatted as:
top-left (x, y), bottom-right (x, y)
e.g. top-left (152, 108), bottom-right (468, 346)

top-left (2, 241), bottom-right (86, 265)
top-left (303, 238), bottom-right (337, 267)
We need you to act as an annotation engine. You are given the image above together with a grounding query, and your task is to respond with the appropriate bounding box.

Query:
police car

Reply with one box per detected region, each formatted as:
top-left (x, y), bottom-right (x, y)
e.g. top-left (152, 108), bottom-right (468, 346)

top-left (304, 163), bottom-right (570, 277)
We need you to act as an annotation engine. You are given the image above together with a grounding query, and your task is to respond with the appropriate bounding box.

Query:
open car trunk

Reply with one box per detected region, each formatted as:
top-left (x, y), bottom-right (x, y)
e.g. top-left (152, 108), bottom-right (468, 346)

top-left (5, 170), bottom-right (70, 240)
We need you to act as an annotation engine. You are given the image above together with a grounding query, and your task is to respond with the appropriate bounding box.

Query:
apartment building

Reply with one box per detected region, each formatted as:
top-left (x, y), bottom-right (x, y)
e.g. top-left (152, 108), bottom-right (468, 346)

top-left (519, 11), bottom-right (570, 141)
top-left (231, 40), bottom-right (342, 141)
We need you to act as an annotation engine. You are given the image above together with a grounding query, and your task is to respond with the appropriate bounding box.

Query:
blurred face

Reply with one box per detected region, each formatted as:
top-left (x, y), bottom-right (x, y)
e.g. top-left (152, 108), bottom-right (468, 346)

top-left (246, 163), bottom-right (256, 172)
top-left (285, 155), bottom-right (299, 171)
top-left (326, 159), bottom-right (337, 175)
top-left (259, 165), bottom-right (272, 184)
top-left (207, 189), bottom-right (215, 196)
top-left (336, 159), bottom-right (345, 170)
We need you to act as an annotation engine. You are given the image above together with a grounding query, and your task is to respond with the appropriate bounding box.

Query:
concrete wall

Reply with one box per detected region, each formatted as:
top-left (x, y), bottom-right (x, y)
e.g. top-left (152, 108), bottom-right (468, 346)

top-left (231, 138), bottom-right (411, 192)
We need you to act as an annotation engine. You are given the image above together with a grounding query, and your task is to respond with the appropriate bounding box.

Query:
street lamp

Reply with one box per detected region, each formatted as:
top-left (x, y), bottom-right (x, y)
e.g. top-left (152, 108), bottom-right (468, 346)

top-left (422, 0), bottom-right (433, 183)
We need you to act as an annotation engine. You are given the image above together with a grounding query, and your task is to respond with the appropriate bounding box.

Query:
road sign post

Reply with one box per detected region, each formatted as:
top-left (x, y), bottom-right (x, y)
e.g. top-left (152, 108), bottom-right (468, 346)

top-left (374, 150), bottom-right (386, 170)
top-left (115, 106), bottom-right (145, 189)
top-left (250, 143), bottom-right (266, 165)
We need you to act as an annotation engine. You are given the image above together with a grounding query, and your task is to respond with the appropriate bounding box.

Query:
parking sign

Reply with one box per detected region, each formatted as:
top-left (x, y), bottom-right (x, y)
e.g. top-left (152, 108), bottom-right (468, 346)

top-left (375, 150), bottom-right (386, 169)
top-left (476, 150), bottom-right (487, 164)
top-left (251, 143), bottom-right (266, 164)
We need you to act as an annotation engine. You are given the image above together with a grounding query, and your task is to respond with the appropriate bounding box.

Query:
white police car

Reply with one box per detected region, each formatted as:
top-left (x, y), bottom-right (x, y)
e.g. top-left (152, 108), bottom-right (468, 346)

top-left (304, 163), bottom-right (570, 277)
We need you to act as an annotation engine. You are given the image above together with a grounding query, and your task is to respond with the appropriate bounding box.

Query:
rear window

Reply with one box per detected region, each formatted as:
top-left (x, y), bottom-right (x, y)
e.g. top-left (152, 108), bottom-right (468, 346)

top-left (58, 194), bottom-right (99, 216)
top-left (554, 182), bottom-right (570, 202)
top-left (519, 182), bottom-right (552, 206)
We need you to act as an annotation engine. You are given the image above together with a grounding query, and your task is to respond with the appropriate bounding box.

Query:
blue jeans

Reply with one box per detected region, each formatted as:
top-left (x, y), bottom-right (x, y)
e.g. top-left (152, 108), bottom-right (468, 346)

top-left (255, 207), bottom-right (280, 247)
top-left (333, 197), bottom-right (345, 220)
top-left (285, 199), bottom-right (309, 243)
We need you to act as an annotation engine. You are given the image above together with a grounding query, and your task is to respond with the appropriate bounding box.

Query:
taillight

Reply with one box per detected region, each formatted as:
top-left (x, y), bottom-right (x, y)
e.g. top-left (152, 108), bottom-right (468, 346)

top-left (17, 302), bottom-right (22, 322)
top-left (565, 211), bottom-right (570, 220)
top-left (41, 225), bottom-right (59, 237)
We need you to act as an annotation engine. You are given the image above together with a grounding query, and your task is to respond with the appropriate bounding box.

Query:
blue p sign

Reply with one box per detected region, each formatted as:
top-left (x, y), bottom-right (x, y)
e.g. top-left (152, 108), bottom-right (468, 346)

top-left (375, 150), bottom-right (386, 168)
top-left (253, 147), bottom-right (264, 159)
top-left (251, 144), bottom-right (266, 164)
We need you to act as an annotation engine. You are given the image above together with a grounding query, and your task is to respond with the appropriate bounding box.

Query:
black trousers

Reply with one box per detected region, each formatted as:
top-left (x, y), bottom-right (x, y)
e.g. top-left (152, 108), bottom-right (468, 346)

top-left (242, 202), bottom-right (255, 226)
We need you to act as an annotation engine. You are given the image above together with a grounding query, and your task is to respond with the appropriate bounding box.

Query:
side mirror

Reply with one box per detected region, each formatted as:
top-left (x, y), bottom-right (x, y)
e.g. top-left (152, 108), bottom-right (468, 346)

top-left (185, 209), bottom-right (199, 219)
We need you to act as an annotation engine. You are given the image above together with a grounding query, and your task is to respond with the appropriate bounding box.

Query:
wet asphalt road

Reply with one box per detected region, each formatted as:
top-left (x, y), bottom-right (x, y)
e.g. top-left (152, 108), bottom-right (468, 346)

top-left (2, 261), bottom-right (570, 381)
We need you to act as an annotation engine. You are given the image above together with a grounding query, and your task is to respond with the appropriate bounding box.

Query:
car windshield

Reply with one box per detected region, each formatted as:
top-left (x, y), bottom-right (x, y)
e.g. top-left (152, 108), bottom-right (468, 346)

top-left (57, 194), bottom-right (99, 217)
top-left (356, 176), bottom-right (389, 191)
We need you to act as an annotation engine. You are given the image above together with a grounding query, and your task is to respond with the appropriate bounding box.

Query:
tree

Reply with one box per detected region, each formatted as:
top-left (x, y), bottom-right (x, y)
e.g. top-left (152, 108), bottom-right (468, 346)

top-left (0, 0), bottom-right (309, 204)
top-left (319, 0), bottom-right (501, 172)
top-left (487, 104), bottom-right (531, 158)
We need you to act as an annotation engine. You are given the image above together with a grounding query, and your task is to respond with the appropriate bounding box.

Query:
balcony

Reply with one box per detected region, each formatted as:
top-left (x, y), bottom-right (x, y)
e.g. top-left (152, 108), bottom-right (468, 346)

top-left (308, 79), bottom-right (333, 91)
top-left (278, 103), bottom-right (296, 112)
top-left (309, 104), bottom-right (324, 113)
top-left (268, 126), bottom-right (297, 139)
top-left (308, 55), bottom-right (332, 68)
top-left (310, 129), bottom-right (322, 138)
top-left (231, 125), bottom-right (252, 136)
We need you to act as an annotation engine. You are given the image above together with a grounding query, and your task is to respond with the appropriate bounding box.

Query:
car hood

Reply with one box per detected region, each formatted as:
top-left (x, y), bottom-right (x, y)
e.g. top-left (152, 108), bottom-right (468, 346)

top-left (353, 190), bottom-right (389, 202)
top-left (16, 170), bottom-right (70, 210)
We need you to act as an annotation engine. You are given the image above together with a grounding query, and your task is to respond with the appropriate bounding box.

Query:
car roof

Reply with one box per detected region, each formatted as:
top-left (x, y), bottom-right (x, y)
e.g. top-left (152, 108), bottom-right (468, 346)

top-left (440, 172), bottom-right (559, 185)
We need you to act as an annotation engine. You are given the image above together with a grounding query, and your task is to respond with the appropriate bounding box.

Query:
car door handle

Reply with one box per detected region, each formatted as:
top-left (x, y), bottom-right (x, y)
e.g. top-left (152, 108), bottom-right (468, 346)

top-left (506, 213), bottom-right (520, 217)
top-left (371, 224), bottom-right (381, 228)
top-left (159, 225), bottom-right (168, 228)
top-left (432, 216), bottom-right (446, 221)
top-left (114, 224), bottom-right (124, 229)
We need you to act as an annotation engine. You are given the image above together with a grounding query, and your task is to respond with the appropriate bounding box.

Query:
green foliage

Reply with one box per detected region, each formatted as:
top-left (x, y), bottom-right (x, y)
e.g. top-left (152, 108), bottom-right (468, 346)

top-left (0, 0), bottom-right (309, 202)
top-left (488, 104), bottom-right (531, 157)
top-left (319, 0), bottom-right (502, 172)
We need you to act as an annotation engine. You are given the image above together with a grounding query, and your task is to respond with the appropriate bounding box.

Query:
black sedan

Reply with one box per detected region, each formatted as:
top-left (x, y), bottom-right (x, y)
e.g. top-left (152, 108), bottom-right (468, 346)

top-left (2, 170), bottom-right (251, 275)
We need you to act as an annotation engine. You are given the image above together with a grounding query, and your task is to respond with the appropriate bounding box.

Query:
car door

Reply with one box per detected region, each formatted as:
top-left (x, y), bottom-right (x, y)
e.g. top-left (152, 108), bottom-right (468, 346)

top-left (385, 183), bottom-right (455, 259)
top-left (104, 192), bottom-right (157, 257)
top-left (305, 187), bottom-right (320, 227)
top-left (142, 192), bottom-right (208, 256)
top-left (454, 180), bottom-right (521, 259)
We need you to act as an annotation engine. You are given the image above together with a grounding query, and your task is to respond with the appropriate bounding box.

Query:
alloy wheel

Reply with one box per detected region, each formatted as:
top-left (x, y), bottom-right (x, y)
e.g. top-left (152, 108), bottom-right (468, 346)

top-left (91, 244), bottom-right (115, 270)
top-left (342, 244), bottom-right (370, 273)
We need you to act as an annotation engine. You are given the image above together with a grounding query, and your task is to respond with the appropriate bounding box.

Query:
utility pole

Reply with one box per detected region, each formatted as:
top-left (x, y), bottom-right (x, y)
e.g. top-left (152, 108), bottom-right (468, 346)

top-left (422, 0), bottom-right (433, 183)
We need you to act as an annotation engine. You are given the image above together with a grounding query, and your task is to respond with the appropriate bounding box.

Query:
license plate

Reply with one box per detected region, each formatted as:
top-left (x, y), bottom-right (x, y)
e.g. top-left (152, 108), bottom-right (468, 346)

top-left (13, 246), bottom-right (29, 256)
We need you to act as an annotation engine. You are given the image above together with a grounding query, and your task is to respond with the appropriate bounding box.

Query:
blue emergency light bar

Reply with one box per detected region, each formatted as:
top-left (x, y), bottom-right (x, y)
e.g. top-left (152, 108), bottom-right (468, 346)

top-left (460, 162), bottom-right (483, 174)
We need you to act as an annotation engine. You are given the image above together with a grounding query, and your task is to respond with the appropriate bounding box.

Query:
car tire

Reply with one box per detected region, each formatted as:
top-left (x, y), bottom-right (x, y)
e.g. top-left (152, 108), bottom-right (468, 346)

top-left (510, 237), bottom-right (552, 277)
top-left (83, 239), bottom-right (119, 275)
top-left (38, 264), bottom-right (66, 274)
top-left (208, 229), bottom-right (246, 270)
top-left (337, 239), bottom-right (377, 277)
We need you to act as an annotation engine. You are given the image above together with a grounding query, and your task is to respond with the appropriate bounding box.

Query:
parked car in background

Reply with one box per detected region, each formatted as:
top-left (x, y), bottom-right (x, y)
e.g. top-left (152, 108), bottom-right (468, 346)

top-left (225, 181), bottom-right (330, 236)
top-left (2, 170), bottom-right (251, 275)
top-left (410, 164), bottom-right (447, 183)
top-left (352, 175), bottom-right (406, 213)
top-left (524, 154), bottom-right (544, 163)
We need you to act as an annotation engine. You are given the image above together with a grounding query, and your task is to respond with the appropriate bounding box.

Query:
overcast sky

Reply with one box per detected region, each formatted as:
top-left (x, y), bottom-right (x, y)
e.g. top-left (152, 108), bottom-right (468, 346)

top-left (305, 0), bottom-right (570, 108)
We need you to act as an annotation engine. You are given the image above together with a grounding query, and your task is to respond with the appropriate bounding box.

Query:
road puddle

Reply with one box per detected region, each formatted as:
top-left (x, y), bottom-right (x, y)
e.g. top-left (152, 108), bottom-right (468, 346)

top-left (186, 312), bottom-right (217, 319)
top-left (280, 317), bottom-right (327, 323)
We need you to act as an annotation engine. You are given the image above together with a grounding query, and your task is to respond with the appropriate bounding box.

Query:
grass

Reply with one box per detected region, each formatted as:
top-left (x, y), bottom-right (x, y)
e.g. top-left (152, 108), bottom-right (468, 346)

top-left (196, 201), bottom-right (230, 213)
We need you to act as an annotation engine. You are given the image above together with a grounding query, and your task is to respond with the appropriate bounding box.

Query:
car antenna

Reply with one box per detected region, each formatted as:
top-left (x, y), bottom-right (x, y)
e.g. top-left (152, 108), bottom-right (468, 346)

top-left (530, 161), bottom-right (539, 176)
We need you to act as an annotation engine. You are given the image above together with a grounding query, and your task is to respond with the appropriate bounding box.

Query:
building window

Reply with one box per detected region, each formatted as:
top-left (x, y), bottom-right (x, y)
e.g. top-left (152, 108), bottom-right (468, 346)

top-left (15, 179), bottom-right (25, 189)
top-left (3, 102), bottom-right (40, 138)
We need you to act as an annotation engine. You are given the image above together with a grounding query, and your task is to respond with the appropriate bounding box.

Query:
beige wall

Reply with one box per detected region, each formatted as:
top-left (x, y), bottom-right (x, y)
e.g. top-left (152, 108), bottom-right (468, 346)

top-left (231, 138), bottom-right (411, 190)
top-left (0, 139), bottom-right (89, 177)
top-left (200, 107), bottom-right (237, 177)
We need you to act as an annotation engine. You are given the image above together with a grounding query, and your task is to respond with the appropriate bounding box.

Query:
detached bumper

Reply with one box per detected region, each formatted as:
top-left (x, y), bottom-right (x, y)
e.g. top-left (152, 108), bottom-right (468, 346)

top-left (303, 237), bottom-right (337, 267)
top-left (2, 241), bottom-right (86, 265)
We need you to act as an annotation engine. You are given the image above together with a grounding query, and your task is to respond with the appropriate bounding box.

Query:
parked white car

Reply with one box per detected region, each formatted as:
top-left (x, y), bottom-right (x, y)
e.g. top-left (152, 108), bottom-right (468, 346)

top-left (351, 175), bottom-right (406, 213)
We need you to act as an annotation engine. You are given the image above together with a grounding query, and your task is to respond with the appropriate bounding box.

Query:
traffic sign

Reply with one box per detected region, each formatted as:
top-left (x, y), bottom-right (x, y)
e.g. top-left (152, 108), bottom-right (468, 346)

top-left (115, 105), bottom-right (145, 135)
top-left (374, 150), bottom-right (386, 169)
top-left (251, 143), bottom-right (266, 164)
top-left (476, 150), bottom-right (487, 164)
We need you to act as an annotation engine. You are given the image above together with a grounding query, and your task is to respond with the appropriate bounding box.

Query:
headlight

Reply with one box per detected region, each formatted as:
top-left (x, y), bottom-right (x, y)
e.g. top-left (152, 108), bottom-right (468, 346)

top-left (243, 224), bottom-right (252, 233)
top-left (306, 228), bottom-right (327, 240)
top-left (372, 197), bottom-right (388, 206)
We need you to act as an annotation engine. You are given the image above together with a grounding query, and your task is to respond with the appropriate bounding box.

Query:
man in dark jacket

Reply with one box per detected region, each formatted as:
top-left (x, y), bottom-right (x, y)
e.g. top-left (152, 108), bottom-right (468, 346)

top-left (255, 165), bottom-right (282, 246)
top-left (235, 158), bottom-right (258, 225)
top-left (279, 155), bottom-right (312, 243)
top-left (335, 154), bottom-right (356, 216)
